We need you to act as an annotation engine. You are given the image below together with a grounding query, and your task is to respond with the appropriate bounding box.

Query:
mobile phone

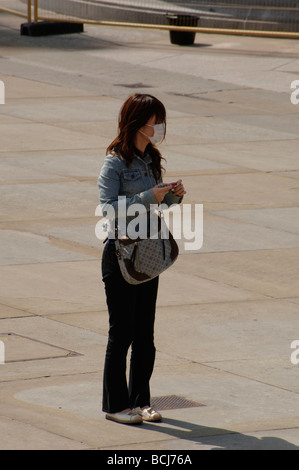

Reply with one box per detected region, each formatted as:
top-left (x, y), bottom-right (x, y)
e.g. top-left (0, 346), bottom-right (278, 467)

top-left (161, 182), bottom-right (177, 188)
top-left (159, 182), bottom-right (178, 189)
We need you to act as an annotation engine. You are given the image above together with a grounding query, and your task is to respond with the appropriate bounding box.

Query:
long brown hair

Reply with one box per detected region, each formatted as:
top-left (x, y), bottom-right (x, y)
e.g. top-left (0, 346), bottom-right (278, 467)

top-left (106, 93), bottom-right (166, 180)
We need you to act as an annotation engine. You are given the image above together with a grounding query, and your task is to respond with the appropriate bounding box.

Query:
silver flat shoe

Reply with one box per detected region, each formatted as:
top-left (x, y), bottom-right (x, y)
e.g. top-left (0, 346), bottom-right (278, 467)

top-left (106, 410), bottom-right (143, 425)
top-left (134, 406), bottom-right (162, 422)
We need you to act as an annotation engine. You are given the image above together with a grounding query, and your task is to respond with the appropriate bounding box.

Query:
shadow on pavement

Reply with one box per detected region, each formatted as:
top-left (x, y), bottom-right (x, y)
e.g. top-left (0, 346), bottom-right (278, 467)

top-left (142, 417), bottom-right (299, 450)
top-left (0, 21), bottom-right (119, 51)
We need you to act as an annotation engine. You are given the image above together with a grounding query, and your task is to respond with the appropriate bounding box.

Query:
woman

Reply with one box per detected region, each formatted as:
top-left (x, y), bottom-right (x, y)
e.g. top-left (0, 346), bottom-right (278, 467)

top-left (98, 94), bottom-right (186, 425)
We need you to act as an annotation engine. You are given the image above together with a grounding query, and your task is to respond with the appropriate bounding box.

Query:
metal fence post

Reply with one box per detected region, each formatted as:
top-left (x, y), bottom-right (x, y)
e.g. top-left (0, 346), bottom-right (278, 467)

top-left (27, 0), bottom-right (32, 23)
top-left (34, 0), bottom-right (38, 24)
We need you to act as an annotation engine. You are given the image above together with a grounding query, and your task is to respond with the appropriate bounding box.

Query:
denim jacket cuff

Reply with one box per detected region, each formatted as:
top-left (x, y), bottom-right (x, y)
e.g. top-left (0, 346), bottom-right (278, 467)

top-left (139, 188), bottom-right (157, 208)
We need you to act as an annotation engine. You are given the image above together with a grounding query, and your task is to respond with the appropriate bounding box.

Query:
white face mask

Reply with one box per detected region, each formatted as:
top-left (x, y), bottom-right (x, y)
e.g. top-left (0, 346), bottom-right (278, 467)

top-left (139, 122), bottom-right (165, 145)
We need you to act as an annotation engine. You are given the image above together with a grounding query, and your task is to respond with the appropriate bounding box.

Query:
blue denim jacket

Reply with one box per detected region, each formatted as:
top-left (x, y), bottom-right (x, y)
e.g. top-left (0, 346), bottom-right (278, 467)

top-left (97, 152), bottom-right (182, 237)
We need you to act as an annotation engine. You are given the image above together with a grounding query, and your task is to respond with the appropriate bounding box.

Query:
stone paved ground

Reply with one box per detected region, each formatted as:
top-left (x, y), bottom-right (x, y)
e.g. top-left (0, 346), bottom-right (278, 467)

top-left (1, 11), bottom-right (299, 450)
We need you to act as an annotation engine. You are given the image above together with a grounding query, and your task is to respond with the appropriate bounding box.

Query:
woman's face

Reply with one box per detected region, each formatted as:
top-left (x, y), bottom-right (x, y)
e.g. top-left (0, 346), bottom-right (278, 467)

top-left (138, 115), bottom-right (156, 139)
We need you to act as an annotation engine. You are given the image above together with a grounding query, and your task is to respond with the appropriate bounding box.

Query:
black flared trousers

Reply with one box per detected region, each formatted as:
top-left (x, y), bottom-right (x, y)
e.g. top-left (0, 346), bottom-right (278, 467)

top-left (101, 241), bottom-right (159, 413)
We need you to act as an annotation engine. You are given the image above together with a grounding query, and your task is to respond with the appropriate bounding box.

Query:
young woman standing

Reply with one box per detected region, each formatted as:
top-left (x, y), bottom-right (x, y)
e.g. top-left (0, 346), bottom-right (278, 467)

top-left (98, 94), bottom-right (186, 425)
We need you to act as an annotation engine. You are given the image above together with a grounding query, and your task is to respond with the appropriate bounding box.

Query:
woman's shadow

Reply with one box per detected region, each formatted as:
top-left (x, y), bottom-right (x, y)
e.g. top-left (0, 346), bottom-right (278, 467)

top-left (141, 417), bottom-right (299, 450)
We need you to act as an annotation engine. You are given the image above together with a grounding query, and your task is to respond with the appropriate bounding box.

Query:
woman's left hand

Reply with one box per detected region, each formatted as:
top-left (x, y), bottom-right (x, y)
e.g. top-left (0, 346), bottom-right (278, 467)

top-left (172, 179), bottom-right (186, 197)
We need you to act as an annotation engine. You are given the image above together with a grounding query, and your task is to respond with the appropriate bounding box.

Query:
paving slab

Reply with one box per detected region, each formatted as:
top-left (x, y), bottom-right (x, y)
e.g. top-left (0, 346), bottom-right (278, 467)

top-left (0, 415), bottom-right (90, 450)
top-left (172, 171), bottom-right (299, 210)
top-left (0, 181), bottom-right (99, 221)
top-left (0, 149), bottom-right (105, 180)
top-left (0, 12), bottom-right (299, 451)
top-left (0, 303), bottom-right (30, 319)
top-left (279, 171), bottom-right (299, 180)
top-left (198, 211), bottom-right (299, 253)
top-left (0, 122), bottom-right (104, 152)
top-left (108, 428), bottom-right (299, 450)
top-left (174, 249), bottom-right (299, 298)
top-left (0, 261), bottom-right (106, 315)
top-left (212, 207), bottom-right (299, 235)
top-left (0, 229), bottom-right (95, 265)
top-left (188, 140), bottom-right (299, 172)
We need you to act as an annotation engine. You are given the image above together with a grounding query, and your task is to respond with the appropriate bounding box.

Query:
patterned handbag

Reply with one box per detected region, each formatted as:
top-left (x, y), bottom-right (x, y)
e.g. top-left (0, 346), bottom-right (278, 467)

top-left (114, 217), bottom-right (179, 284)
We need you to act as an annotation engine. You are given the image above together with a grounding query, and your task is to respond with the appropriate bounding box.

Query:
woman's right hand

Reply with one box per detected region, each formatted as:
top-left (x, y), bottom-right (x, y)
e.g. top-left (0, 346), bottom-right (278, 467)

top-left (152, 183), bottom-right (173, 204)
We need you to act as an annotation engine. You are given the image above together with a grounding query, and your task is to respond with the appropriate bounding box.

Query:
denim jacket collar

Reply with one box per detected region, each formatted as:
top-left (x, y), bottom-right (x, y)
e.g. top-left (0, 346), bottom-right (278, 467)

top-left (135, 153), bottom-right (152, 166)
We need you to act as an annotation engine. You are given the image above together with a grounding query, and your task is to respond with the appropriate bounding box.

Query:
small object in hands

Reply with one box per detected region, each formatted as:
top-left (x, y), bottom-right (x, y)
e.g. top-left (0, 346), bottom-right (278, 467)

top-left (159, 181), bottom-right (178, 188)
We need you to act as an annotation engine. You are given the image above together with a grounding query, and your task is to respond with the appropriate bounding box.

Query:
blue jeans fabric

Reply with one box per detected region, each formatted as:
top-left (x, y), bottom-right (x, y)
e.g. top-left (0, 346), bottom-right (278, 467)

top-left (101, 241), bottom-right (159, 413)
